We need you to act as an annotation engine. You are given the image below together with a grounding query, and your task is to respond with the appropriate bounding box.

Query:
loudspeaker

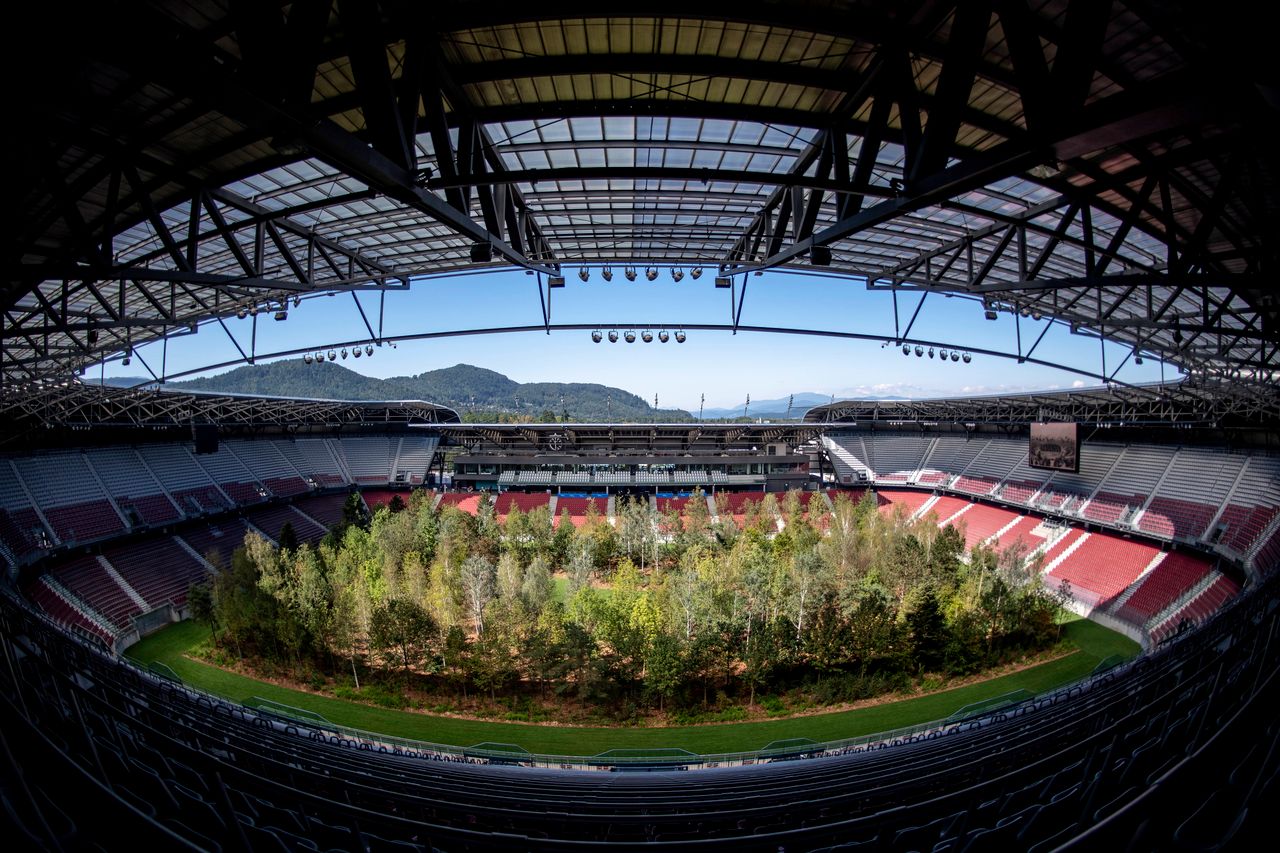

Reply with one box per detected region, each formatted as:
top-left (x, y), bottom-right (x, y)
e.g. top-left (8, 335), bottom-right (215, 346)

top-left (193, 425), bottom-right (219, 455)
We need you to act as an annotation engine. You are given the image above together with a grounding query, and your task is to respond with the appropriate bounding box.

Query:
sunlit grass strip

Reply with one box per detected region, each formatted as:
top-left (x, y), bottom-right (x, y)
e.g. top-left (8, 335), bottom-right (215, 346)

top-left (126, 617), bottom-right (1137, 756)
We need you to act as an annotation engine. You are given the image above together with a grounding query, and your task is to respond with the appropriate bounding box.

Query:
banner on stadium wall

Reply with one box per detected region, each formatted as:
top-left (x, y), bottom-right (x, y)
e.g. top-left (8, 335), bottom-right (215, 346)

top-left (1028, 422), bottom-right (1079, 473)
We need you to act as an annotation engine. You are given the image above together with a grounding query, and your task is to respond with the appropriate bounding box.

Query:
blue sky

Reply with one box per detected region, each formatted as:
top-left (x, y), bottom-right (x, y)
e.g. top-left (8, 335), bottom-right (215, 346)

top-left (100, 268), bottom-right (1175, 412)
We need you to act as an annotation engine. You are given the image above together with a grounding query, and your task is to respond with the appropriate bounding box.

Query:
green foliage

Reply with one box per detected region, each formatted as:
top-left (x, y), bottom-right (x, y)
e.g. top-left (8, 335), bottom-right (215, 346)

top-left (200, 487), bottom-right (1069, 718)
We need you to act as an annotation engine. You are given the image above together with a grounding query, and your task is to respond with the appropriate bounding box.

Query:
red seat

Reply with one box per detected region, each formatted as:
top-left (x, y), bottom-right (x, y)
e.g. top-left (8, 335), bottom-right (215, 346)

top-left (1117, 553), bottom-right (1212, 622)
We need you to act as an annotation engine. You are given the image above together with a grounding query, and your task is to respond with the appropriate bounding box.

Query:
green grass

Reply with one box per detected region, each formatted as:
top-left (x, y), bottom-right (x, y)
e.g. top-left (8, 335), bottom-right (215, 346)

top-left (551, 576), bottom-right (571, 604)
top-left (126, 616), bottom-right (1138, 757)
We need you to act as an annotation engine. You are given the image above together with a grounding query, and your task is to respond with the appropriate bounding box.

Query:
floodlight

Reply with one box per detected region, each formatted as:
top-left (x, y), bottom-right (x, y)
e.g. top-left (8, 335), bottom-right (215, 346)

top-left (578, 268), bottom-right (590, 282)
top-left (1031, 311), bottom-right (1042, 321)
top-left (236, 307), bottom-right (248, 320)
top-left (328, 350), bottom-right (336, 361)
top-left (591, 330), bottom-right (603, 343)
top-left (303, 353), bottom-right (313, 364)
top-left (962, 352), bottom-right (972, 363)
top-left (915, 346), bottom-right (924, 357)
top-left (950, 351), bottom-right (960, 362)
top-left (293, 295), bottom-right (301, 308)
top-left (984, 308), bottom-right (998, 321)
top-left (340, 348), bottom-right (348, 359)
top-left (625, 267), bottom-right (637, 281)
top-left (316, 352), bottom-right (325, 362)
top-left (274, 310), bottom-right (288, 321)
top-left (624, 330), bottom-right (636, 343)
top-left (646, 267), bottom-right (658, 281)
top-left (658, 330), bottom-right (669, 343)
top-left (672, 268), bottom-right (684, 282)
top-left (548, 275), bottom-right (566, 288)
top-left (642, 330), bottom-right (653, 343)
top-left (602, 267), bottom-right (613, 282)
top-left (608, 330), bottom-right (619, 343)
top-left (939, 349), bottom-right (948, 360)
top-left (469, 242), bottom-right (492, 263)
top-left (353, 346), bottom-right (362, 357)
top-left (674, 330), bottom-right (686, 343)
top-left (715, 276), bottom-right (732, 288)
top-left (690, 268), bottom-right (702, 279)
top-left (365, 345), bottom-right (374, 356)
top-left (1135, 354), bottom-right (1144, 365)
top-left (928, 347), bottom-right (935, 359)
top-left (902, 344), bottom-right (911, 356)
top-left (810, 245), bottom-right (832, 266)
top-left (249, 305), bottom-right (258, 316)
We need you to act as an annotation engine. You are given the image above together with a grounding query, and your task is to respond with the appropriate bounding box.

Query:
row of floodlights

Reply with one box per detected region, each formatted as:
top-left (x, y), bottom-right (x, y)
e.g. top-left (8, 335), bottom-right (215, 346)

top-left (303, 344), bottom-right (376, 364)
top-left (576, 267), bottom-right (703, 283)
top-left (592, 329), bottom-right (687, 344)
top-left (903, 344), bottom-right (972, 363)
top-left (236, 296), bottom-right (302, 321)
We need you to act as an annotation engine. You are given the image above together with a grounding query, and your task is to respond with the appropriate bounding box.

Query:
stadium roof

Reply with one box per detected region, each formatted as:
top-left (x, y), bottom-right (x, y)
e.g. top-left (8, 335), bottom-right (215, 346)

top-left (6, 1), bottom-right (1277, 417)
top-left (804, 380), bottom-right (1276, 425)
top-left (0, 383), bottom-right (459, 431)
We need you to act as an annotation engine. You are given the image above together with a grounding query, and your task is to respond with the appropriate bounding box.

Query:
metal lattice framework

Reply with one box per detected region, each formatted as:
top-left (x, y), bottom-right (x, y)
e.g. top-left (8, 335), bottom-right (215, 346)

top-left (804, 380), bottom-right (1274, 426)
top-left (5, 1), bottom-right (1277, 418)
top-left (0, 383), bottom-right (458, 431)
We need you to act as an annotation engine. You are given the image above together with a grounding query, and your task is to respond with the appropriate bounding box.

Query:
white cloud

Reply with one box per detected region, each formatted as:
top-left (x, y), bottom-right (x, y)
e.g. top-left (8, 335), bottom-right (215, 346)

top-left (1071, 379), bottom-right (1086, 388)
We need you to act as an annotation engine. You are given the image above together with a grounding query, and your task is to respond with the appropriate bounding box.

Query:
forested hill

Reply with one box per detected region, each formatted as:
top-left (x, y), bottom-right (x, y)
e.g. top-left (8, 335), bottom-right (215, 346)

top-left (103, 362), bottom-right (694, 422)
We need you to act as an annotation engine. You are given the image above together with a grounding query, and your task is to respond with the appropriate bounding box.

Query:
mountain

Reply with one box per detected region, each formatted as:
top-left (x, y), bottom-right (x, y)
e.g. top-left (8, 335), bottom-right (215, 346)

top-left (178, 361), bottom-right (414, 400)
top-left (387, 365), bottom-right (691, 421)
top-left (698, 392), bottom-right (834, 420)
top-left (92, 361), bottom-right (693, 422)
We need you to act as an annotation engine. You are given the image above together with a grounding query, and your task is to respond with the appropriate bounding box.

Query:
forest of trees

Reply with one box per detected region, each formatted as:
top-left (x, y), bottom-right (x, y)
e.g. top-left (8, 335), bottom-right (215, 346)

top-left (192, 489), bottom-right (1067, 723)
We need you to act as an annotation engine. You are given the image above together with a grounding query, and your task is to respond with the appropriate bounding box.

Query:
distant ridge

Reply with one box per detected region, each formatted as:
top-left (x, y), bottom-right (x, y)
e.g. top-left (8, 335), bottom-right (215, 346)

top-left (91, 362), bottom-right (694, 423)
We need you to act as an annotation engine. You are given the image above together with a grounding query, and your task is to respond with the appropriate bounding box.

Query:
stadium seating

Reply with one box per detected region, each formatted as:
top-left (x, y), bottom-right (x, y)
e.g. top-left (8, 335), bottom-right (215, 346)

top-left (437, 492), bottom-right (483, 515)
top-left (990, 514), bottom-right (1046, 554)
top-left (361, 489), bottom-right (412, 512)
top-left (52, 554), bottom-right (142, 632)
top-left (13, 453), bottom-right (126, 545)
top-left (26, 577), bottom-right (115, 645)
top-left (246, 503), bottom-right (328, 545)
top-left (89, 448), bottom-right (181, 526)
top-left (226, 440), bottom-right (310, 498)
top-left (718, 492), bottom-right (767, 526)
top-left (1149, 574), bottom-right (1241, 643)
top-left (392, 436), bottom-right (439, 485)
top-left (954, 440), bottom-right (1024, 496)
top-left (916, 436), bottom-right (980, 486)
top-left (1081, 491), bottom-right (1144, 525)
top-left (143, 445), bottom-right (231, 516)
top-left (1115, 553), bottom-right (1212, 624)
top-left (101, 537), bottom-right (211, 610)
top-left (554, 496), bottom-right (607, 527)
top-left (496, 492), bottom-right (551, 520)
top-left (292, 494), bottom-right (349, 531)
top-left (922, 495), bottom-right (971, 526)
top-left (954, 503), bottom-right (1021, 550)
top-left (1136, 449), bottom-right (1244, 541)
top-left (3, 558), bottom-right (1277, 853)
top-left (179, 519), bottom-right (252, 569)
top-left (876, 489), bottom-right (932, 517)
top-left (278, 438), bottom-right (348, 487)
top-left (183, 444), bottom-right (266, 507)
top-left (1046, 535), bottom-right (1162, 606)
top-left (336, 436), bottom-right (395, 485)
